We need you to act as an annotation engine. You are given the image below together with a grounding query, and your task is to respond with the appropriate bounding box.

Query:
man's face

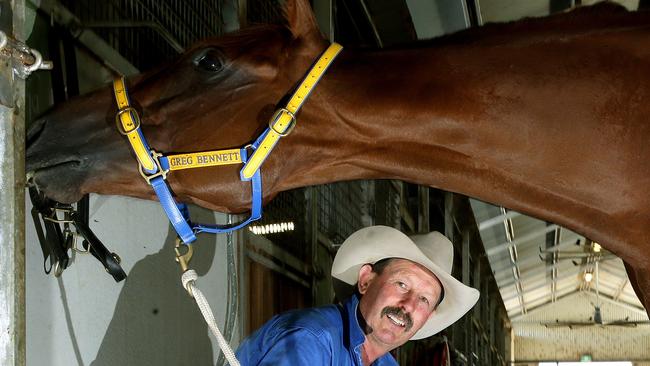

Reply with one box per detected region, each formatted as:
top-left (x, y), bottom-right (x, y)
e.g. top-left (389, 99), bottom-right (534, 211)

top-left (357, 259), bottom-right (442, 350)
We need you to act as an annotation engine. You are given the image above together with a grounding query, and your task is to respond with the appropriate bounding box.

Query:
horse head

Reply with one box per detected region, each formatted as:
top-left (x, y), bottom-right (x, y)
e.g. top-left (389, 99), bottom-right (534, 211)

top-left (26, 0), bottom-right (327, 211)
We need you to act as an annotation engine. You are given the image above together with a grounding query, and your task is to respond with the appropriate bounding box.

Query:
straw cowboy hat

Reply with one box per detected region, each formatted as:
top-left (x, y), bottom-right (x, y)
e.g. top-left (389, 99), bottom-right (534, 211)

top-left (331, 225), bottom-right (480, 340)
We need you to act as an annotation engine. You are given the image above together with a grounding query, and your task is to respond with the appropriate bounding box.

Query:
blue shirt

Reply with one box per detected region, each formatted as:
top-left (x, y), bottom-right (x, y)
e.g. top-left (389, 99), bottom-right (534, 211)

top-left (236, 294), bottom-right (398, 366)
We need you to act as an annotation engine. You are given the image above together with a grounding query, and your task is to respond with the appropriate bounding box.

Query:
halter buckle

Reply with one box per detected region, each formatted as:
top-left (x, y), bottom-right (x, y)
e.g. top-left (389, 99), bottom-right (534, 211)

top-left (115, 106), bottom-right (141, 135)
top-left (268, 108), bottom-right (296, 137)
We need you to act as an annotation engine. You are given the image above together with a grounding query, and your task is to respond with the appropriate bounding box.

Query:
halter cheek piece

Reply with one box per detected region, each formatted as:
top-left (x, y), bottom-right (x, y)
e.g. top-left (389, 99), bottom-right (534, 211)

top-left (113, 43), bottom-right (343, 245)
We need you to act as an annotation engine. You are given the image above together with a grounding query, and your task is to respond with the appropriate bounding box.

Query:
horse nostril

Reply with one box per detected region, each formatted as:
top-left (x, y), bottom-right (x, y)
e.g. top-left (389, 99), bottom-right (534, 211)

top-left (26, 117), bottom-right (47, 151)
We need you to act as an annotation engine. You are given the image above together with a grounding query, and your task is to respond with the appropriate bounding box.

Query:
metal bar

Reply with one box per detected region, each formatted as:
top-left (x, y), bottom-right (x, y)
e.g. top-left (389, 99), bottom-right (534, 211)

top-left (400, 200), bottom-right (416, 233)
top-left (500, 270), bottom-right (581, 303)
top-left (245, 251), bottom-right (310, 288)
top-left (217, 214), bottom-right (238, 366)
top-left (313, 0), bottom-right (333, 41)
top-left (583, 289), bottom-right (648, 316)
top-left (38, 0), bottom-right (139, 76)
top-left (445, 192), bottom-right (454, 242)
top-left (508, 286), bottom-right (577, 320)
top-left (245, 233), bottom-right (311, 277)
top-left (238, 0), bottom-right (247, 29)
top-left (478, 210), bottom-right (521, 231)
top-left (83, 21), bottom-right (184, 53)
top-left (462, 228), bottom-right (470, 286)
top-left (0, 0), bottom-right (26, 364)
top-left (358, 0), bottom-right (383, 48)
top-left (417, 186), bottom-right (429, 233)
top-left (500, 207), bottom-right (526, 314)
top-left (614, 278), bottom-right (629, 301)
top-left (497, 256), bottom-right (619, 288)
top-left (497, 260), bottom-right (574, 287)
top-left (486, 224), bottom-right (558, 257)
top-left (520, 278), bottom-right (576, 306)
top-left (488, 237), bottom-right (574, 273)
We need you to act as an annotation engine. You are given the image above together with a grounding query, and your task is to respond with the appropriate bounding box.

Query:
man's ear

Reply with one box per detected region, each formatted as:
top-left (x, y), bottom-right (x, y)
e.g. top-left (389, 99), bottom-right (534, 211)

top-left (357, 264), bottom-right (376, 295)
top-left (284, 0), bottom-right (323, 41)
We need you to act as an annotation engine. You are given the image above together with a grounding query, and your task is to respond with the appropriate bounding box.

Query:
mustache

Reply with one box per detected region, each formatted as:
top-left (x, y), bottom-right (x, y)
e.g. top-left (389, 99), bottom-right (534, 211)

top-left (381, 306), bottom-right (413, 332)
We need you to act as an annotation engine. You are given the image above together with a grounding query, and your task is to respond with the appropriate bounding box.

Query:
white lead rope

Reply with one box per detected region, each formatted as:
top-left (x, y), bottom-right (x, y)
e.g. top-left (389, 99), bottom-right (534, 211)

top-left (181, 270), bottom-right (241, 366)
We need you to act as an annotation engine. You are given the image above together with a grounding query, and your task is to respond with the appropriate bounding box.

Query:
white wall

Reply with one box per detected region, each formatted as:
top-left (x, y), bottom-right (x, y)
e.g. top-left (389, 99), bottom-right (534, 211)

top-left (26, 194), bottom-right (240, 365)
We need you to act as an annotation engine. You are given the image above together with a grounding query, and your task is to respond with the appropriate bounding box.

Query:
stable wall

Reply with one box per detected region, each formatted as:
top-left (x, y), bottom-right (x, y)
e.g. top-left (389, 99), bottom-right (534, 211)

top-left (25, 5), bottom-right (241, 364)
top-left (26, 196), bottom-right (240, 366)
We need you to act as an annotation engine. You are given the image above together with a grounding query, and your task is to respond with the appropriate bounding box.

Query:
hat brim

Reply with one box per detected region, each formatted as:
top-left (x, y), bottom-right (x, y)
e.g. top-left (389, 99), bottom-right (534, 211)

top-left (331, 226), bottom-right (480, 340)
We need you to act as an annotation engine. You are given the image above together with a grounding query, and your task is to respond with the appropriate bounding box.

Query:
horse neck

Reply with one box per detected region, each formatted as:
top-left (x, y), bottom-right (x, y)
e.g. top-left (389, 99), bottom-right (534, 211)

top-left (298, 45), bottom-right (530, 186)
top-left (289, 42), bottom-right (650, 256)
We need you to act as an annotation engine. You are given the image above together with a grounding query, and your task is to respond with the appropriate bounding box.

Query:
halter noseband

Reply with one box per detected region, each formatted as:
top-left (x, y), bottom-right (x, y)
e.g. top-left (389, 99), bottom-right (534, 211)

top-left (112, 43), bottom-right (343, 245)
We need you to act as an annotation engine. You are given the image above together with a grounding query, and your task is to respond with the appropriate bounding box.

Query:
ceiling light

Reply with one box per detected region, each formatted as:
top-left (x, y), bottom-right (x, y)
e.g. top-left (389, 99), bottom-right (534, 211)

top-left (593, 243), bottom-right (601, 253)
top-left (249, 221), bottom-right (296, 235)
top-left (584, 272), bottom-right (593, 282)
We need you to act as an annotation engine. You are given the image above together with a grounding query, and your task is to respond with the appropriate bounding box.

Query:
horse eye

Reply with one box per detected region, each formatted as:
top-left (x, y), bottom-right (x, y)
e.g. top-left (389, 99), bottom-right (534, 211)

top-left (194, 48), bottom-right (224, 72)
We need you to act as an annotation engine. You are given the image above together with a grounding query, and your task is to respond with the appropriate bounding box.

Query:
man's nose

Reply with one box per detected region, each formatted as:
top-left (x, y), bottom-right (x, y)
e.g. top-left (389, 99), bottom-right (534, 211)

top-left (399, 293), bottom-right (418, 313)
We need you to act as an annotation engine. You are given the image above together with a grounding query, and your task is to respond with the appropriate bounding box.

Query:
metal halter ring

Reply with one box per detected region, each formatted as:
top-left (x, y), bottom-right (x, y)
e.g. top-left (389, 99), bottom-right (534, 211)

top-left (268, 108), bottom-right (297, 137)
top-left (115, 106), bottom-right (141, 135)
top-left (138, 150), bottom-right (168, 184)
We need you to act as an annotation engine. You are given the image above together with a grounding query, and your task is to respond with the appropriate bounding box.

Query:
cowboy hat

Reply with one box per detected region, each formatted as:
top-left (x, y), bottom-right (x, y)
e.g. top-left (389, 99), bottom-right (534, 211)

top-left (331, 225), bottom-right (480, 340)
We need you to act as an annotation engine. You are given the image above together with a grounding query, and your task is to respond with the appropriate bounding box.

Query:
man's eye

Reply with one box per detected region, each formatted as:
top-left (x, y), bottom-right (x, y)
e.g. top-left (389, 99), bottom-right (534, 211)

top-left (397, 281), bottom-right (407, 289)
top-left (420, 296), bottom-right (430, 305)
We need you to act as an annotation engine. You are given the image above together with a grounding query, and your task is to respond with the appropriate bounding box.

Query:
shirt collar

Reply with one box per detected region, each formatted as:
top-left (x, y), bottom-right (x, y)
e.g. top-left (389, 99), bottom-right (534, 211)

top-left (344, 294), bottom-right (399, 366)
top-left (345, 293), bottom-right (367, 350)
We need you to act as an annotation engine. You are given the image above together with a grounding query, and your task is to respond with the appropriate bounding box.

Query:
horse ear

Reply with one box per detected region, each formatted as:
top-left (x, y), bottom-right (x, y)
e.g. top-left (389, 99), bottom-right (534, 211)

top-left (284, 0), bottom-right (322, 40)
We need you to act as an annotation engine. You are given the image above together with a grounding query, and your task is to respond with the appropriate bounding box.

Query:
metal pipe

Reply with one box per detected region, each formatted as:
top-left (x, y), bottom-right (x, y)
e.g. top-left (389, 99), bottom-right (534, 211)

top-left (0, 2), bottom-right (26, 365)
top-left (246, 251), bottom-right (310, 288)
top-left (500, 207), bottom-right (527, 314)
top-left (486, 224), bottom-right (558, 257)
top-left (38, 0), bottom-right (139, 76)
top-left (613, 278), bottom-right (629, 301)
top-left (217, 214), bottom-right (238, 366)
top-left (358, 0), bottom-right (383, 48)
top-left (83, 21), bottom-right (184, 54)
top-left (478, 210), bottom-right (521, 231)
top-left (489, 235), bottom-right (579, 273)
top-left (584, 289), bottom-right (648, 316)
top-left (501, 270), bottom-right (581, 303)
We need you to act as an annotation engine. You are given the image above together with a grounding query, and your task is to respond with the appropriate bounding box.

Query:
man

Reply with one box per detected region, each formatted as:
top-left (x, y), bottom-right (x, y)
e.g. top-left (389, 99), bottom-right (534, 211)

top-left (235, 225), bottom-right (480, 365)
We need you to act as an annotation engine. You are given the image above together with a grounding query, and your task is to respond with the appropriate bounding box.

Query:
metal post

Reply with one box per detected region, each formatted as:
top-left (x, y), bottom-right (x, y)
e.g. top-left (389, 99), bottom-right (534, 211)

top-left (417, 186), bottom-right (429, 233)
top-left (0, 0), bottom-right (26, 365)
top-left (313, 0), bottom-right (333, 41)
top-left (444, 192), bottom-right (454, 243)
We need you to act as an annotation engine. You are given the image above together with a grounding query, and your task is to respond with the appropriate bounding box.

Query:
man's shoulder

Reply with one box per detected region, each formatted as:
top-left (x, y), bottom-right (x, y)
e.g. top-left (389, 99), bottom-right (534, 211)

top-left (272, 303), bottom-right (344, 336)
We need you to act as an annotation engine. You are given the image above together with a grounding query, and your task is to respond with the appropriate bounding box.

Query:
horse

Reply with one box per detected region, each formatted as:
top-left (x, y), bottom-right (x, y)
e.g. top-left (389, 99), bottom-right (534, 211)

top-left (26, 0), bottom-right (650, 313)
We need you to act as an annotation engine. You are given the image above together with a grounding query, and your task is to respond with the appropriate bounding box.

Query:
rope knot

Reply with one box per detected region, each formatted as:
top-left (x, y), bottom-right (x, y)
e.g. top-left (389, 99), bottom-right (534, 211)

top-left (181, 269), bottom-right (198, 297)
